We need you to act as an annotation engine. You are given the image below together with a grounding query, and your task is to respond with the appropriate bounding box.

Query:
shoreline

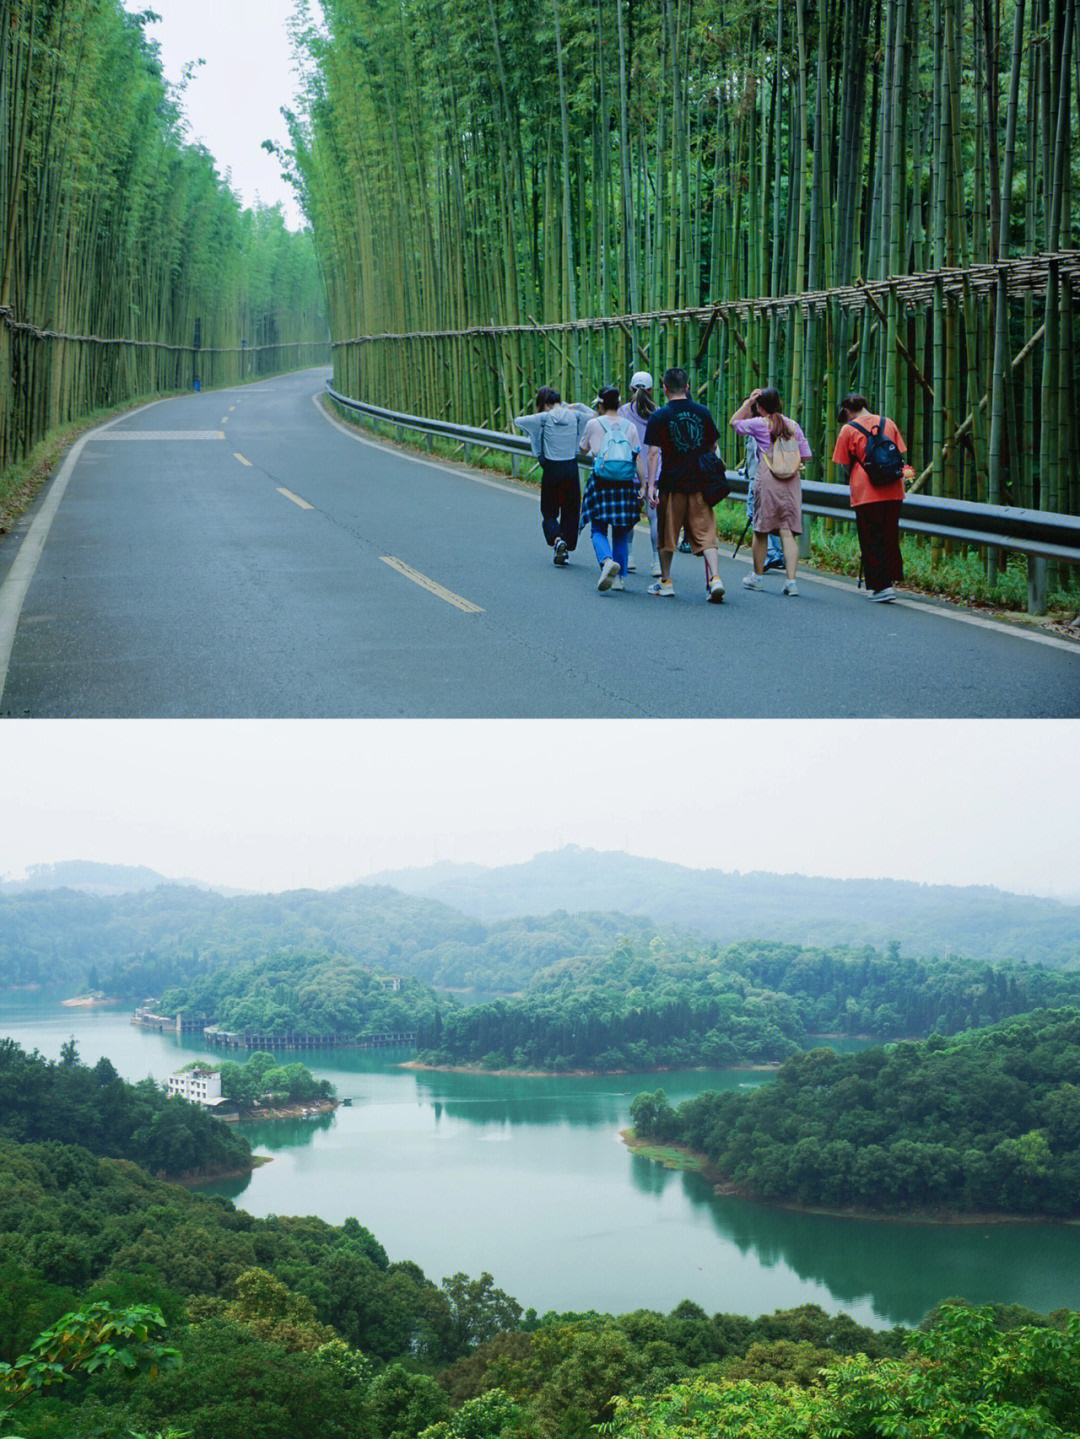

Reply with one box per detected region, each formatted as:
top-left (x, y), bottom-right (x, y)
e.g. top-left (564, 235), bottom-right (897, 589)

top-left (618, 1130), bottom-right (1080, 1228)
top-left (237, 1098), bottom-right (340, 1122)
top-left (171, 1153), bottom-right (273, 1187)
top-left (61, 994), bottom-right (122, 1008)
top-left (399, 1059), bottom-right (784, 1079)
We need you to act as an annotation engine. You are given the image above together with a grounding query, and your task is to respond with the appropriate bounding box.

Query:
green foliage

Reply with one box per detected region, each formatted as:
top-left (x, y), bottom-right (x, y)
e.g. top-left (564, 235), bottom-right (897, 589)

top-left (0, 1301), bottom-right (179, 1418)
top-left (0, 1039), bottom-right (251, 1181)
top-left (607, 1305), bottom-right (1080, 1439)
top-left (3, 879), bottom-right (1078, 999)
top-left (632, 1010), bottom-right (1080, 1215)
top-left (294, 0), bottom-right (1080, 540)
top-left (216, 1053), bottom-right (334, 1105)
top-left (418, 1387), bottom-right (527, 1439)
top-left (441, 1274), bottom-right (523, 1356)
top-left (0, 0), bottom-right (327, 480)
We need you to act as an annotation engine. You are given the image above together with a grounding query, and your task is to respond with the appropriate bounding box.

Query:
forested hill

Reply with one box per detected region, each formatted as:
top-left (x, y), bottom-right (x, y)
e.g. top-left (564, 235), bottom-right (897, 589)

top-left (0, 884), bottom-right (662, 996)
top-left (631, 1009), bottom-right (1080, 1218)
top-left (364, 849), bottom-right (1080, 969)
top-left (0, 862), bottom-right (220, 897)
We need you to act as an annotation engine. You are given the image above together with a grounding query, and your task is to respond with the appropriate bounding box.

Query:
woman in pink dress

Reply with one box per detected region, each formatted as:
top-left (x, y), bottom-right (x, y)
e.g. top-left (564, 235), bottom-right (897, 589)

top-left (729, 388), bottom-right (812, 597)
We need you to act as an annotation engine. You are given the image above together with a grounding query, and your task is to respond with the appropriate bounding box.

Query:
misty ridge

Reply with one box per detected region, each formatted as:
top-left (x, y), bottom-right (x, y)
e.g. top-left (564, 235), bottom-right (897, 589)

top-left (1, 848), bottom-right (1077, 998)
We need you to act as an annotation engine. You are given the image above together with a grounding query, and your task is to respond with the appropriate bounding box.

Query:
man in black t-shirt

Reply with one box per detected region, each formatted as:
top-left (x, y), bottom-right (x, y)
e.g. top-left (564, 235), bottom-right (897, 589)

top-left (643, 369), bottom-right (724, 602)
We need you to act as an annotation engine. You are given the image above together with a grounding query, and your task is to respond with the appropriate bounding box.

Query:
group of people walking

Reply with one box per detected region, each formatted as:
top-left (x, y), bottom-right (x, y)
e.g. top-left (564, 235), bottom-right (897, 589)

top-left (514, 368), bottom-right (914, 604)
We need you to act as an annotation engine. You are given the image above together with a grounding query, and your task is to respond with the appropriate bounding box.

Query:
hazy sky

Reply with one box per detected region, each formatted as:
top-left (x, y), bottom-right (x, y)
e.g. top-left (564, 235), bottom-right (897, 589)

top-left (123, 0), bottom-right (309, 229)
top-left (2, 721), bottom-right (1077, 901)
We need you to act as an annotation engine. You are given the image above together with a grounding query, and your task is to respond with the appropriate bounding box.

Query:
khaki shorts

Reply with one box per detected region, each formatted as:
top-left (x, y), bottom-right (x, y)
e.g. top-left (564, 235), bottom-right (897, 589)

top-left (657, 490), bottom-right (719, 555)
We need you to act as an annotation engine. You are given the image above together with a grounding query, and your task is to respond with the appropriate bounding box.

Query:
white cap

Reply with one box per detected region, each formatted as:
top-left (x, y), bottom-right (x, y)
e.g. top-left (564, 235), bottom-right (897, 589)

top-left (629, 371), bottom-right (653, 390)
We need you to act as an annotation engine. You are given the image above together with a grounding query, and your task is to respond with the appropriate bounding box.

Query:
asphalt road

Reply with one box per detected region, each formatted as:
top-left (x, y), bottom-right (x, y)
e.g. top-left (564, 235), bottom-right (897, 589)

top-left (0, 368), bottom-right (1077, 717)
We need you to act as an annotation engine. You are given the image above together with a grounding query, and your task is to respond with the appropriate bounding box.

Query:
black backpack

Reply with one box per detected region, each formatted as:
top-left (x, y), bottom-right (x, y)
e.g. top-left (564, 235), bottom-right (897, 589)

top-left (848, 417), bottom-right (905, 488)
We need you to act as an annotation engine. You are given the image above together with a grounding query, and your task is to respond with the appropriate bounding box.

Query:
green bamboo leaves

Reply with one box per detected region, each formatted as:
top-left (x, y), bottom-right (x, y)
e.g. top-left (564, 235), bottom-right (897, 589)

top-left (295, 0), bottom-right (1078, 545)
top-left (0, 2), bottom-right (327, 476)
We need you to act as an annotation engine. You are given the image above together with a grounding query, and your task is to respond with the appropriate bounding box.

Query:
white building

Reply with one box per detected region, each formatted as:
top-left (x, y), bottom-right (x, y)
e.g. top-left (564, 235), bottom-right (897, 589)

top-left (167, 1067), bottom-right (224, 1105)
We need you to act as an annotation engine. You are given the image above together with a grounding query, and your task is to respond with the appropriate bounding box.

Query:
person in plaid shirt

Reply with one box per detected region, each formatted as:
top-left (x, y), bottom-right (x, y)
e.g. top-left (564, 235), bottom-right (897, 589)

top-left (578, 387), bottom-right (644, 592)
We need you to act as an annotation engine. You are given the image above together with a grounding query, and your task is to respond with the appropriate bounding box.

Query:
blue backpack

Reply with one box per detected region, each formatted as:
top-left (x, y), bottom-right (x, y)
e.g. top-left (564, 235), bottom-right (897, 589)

top-left (594, 419), bottom-right (638, 481)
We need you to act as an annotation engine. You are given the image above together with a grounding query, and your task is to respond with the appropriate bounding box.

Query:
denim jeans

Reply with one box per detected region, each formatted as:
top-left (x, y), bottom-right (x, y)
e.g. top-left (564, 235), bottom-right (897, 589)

top-left (590, 522), bottom-right (633, 573)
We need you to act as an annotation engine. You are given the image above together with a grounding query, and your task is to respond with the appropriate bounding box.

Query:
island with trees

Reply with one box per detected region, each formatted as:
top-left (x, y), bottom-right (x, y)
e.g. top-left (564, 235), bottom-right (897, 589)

top-left (412, 938), bottom-right (1080, 1075)
top-left (172, 1053), bottom-right (338, 1122)
top-left (628, 1009), bottom-right (1080, 1220)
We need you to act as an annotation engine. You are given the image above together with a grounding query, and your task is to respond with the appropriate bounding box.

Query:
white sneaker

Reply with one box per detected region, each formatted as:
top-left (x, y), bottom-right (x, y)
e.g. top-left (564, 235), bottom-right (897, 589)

top-left (597, 558), bottom-right (619, 591)
top-left (626, 555), bottom-right (637, 571)
top-left (870, 586), bottom-right (895, 602)
top-left (742, 571), bottom-right (764, 591)
top-left (783, 579), bottom-right (799, 597)
top-left (651, 558), bottom-right (662, 578)
top-left (707, 576), bottom-right (725, 604)
top-left (611, 577), bottom-right (625, 591)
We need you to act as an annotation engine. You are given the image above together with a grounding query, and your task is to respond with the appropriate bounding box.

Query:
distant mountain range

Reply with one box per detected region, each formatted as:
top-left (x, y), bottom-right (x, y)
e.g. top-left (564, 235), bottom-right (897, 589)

top-left (0, 861), bottom-right (232, 897)
top-left (1, 851), bottom-right (1077, 979)
top-left (361, 846), bottom-right (1080, 967)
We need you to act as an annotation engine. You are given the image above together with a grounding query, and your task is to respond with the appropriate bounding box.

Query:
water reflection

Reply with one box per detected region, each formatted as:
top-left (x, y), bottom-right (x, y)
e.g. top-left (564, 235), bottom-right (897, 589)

top-left (634, 1162), bottom-right (1080, 1326)
top-left (7, 995), bottom-right (1080, 1327)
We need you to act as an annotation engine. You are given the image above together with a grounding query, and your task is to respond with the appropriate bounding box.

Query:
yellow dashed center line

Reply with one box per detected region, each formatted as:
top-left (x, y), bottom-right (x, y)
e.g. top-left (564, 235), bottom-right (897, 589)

top-left (277, 487), bottom-right (313, 510)
top-left (234, 453), bottom-right (252, 467)
top-left (380, 556), bottom-right (484, 613)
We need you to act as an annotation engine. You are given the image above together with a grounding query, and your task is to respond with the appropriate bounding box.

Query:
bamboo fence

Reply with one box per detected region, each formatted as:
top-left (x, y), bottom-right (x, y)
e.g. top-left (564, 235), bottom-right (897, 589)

top-left (293, 0), bottom-right (1080, 552)
top-left (0, 0), bottom-right (328, 475)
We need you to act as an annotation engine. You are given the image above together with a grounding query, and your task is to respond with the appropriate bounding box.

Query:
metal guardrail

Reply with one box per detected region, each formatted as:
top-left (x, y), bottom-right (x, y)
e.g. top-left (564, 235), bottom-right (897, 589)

top-left (326, 383), bottom-right (1080, 580)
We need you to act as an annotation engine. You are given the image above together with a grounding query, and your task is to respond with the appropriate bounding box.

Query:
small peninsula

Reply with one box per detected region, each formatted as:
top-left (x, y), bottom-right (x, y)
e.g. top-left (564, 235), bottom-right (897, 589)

top-left (627, 1010), bottom-right (1080, 1223)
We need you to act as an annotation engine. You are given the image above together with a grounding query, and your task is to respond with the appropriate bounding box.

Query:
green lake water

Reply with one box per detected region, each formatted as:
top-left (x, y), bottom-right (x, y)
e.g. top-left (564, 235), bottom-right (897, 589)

top-left (5, 992), bottom-right (1080, 1329)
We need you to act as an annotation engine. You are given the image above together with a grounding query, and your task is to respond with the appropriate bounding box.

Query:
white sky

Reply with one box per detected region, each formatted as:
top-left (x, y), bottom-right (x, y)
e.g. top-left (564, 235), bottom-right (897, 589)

top-left (123, 0), bottom-right (309, 230)
top-left (1, 721), bottom-right (1077, 901)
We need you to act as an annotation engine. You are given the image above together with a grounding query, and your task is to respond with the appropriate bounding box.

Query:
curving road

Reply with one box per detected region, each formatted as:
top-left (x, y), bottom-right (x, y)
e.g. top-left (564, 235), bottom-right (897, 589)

top-left (0, 368), bottom-right (1076, 717)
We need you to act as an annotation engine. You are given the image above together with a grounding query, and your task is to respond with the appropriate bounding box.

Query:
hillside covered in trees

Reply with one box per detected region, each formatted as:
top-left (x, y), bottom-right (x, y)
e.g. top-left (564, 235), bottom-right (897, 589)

top-left (3, 863), bottom-right (1078, 1002)
top-left (415, 938), bottom-right (1080, 1071)
top-left (0, 1038), bottom-right (251, 1181)
top-left (631, 1009), bottom-right (1080, 1217)
top-left (3, 1129), bottom-right (1080, 1438)
top-left (0, 884), bottom-right (669, 995)
top-left (364, 850), bottom-right (1080, 968)
top-left (158, 953), bottom-right (440, 1039)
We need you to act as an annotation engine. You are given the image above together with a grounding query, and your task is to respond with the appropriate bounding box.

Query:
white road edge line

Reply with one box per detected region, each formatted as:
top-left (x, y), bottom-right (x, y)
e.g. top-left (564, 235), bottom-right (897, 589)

top-left (0, 397), bottom-right (169, 704)
top-left (313, 390), bottom-right (530, 500)
top-left (313, 390), bottom-right (1079, 657)
top-left (380, 556), bottom-right (484, 613)
top-left (277, 487), bottom-right (313, 510)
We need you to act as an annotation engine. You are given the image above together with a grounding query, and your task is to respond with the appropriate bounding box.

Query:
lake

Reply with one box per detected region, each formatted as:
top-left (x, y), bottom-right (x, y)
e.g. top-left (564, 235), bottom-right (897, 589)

top-left (4, 991), bottom-right (1080, 1329)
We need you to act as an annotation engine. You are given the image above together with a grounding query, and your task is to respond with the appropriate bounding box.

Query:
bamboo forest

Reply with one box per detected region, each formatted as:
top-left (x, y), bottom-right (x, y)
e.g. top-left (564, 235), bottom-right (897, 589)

top-left (289, 0), bottom-right (1079, 534)
top-left (0, 2), bottom-right (327, 476)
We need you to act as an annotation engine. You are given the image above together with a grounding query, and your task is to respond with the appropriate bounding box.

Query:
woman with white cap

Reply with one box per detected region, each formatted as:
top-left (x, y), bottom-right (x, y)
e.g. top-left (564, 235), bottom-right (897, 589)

top-left (617, 371), bottom-right (660, 576)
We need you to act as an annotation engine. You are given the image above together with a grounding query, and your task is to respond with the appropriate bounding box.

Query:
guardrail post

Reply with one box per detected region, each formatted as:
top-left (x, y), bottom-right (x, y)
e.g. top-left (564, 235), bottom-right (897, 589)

top-left (798, 516), bottom-right (812, 560)
top-left (425, 433), bottom-right (433, 453)
top-left (1027, 556), bottom-right (1048, 615)
top-left (396, 424), bottom-right (404, 443)
top-left (512, 454), bottom-right (519, 477)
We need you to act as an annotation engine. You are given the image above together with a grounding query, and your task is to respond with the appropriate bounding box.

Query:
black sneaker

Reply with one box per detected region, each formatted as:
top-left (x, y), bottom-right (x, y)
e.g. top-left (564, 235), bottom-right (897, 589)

top-left (553, 538), bottom-right (569, 566)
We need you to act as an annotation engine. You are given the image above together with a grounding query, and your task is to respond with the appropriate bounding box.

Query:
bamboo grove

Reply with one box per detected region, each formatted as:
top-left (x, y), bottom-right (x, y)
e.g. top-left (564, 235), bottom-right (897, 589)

top-left (291, 0), bottom-right (1080, 533)
top-left (0, 1), bottom-right (329, 475)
